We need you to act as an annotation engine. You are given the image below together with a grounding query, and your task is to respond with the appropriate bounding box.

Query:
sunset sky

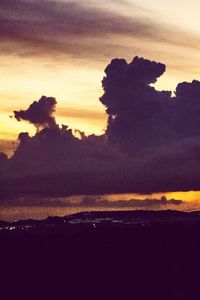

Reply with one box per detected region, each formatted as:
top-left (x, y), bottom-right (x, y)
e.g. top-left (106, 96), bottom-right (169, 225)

top-left (1, 1), bottom-right (200, 145)
top-left (0, 0), bottom-right (200, 202)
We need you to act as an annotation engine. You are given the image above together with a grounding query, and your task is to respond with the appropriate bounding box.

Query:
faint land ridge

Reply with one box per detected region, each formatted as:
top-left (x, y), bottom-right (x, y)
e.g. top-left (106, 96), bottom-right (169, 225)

top-left (1, 209), bottom-right (200, 232)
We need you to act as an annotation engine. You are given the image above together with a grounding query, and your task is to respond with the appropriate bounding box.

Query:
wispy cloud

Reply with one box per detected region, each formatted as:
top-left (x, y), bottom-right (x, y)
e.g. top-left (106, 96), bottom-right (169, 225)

top-left (1, 0), bottom-right (200, 61)
top-left (56, 106), bottom-right (106, 121)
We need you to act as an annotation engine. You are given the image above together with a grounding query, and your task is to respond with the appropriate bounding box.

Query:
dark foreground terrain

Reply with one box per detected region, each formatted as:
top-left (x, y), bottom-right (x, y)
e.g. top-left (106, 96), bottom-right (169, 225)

top-left (1, 210), bottom-right (200, 300)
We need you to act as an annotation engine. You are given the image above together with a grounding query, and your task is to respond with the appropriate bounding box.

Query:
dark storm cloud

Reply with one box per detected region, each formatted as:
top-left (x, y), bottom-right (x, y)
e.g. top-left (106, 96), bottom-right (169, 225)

top-left (0, 56), bottom-right (200, 200)
top-left (0, 152), bottom-right (8, 162)
top-left (14, 96), bottom-right (58, 129)
top-left (1, 0), bottom-right (200, 60)
top-left (100, 57), bottom-right (200, 152)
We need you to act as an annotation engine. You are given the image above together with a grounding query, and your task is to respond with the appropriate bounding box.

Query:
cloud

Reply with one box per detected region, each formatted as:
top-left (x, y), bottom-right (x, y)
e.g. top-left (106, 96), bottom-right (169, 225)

top-left (0, 56), bottom-right (200, 200)
top-left (0, 152), bottom-right (8, 163)
top-left (1, 194), bottom-right (184, 208)
top-left (0, 0), bottom-right (153, 58)
top-left (100, 57), bottom-right (200, 152)
top-left (0, 140), bottom-right (16, 157)
top-left (78, 196), bottom-right (183, 208)
top-left (14, 96), bottom-right (58, 129)
top-left (1, 0), bottom-right (200, 62)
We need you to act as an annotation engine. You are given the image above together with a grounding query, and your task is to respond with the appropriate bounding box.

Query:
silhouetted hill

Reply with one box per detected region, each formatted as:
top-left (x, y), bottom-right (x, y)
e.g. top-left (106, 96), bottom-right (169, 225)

top-left (1, 209), bottom-right (200, 231)
top-left (1, 210), bottom-right (200, 300)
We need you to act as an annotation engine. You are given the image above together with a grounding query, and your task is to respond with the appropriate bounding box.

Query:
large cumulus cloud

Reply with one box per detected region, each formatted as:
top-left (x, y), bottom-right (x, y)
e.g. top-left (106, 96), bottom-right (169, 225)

top-left (100, 56), bottom-right (200, 152)
top-left (0, 56), bottom-right (200, 200)
top-left (100, 56), bottom-right (171, 151)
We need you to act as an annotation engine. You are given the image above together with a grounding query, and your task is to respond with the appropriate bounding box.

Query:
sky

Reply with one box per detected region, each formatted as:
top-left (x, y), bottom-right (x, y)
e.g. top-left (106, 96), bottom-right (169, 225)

top-left (0, 0), bottom-right (200, 203)
top-left (2, 0), bottom-right (200, 146)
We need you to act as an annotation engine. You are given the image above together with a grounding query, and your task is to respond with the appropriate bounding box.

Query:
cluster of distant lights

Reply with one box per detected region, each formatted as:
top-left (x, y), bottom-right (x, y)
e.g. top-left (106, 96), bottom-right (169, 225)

top-left (68, 217), bottom-right (148, 226)
top-left (0, 225), bottom-right (33, 231)
top-left (0, 217), bottom-right (149, 232)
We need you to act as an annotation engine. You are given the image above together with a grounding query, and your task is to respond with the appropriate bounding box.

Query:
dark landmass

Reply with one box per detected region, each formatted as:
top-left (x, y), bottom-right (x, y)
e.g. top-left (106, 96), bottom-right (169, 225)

top-left (1, 210), bottom-right (200, 299)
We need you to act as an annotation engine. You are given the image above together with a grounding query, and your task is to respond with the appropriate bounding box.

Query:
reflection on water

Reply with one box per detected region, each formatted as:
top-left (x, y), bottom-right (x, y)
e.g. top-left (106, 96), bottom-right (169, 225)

top-left (0, 201), bottom-right (200, 221)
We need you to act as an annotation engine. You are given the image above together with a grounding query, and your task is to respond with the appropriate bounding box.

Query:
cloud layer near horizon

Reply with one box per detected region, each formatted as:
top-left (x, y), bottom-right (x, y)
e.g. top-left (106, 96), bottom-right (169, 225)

top-left (0, 56), bottom-right (200, 200)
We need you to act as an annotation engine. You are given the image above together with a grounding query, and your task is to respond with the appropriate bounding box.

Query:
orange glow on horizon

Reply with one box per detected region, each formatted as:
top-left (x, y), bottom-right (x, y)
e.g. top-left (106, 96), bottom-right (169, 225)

top-left (68, 191), bottom-right (200, 203)
top-left (103, 191), bottom-right (200, 202)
